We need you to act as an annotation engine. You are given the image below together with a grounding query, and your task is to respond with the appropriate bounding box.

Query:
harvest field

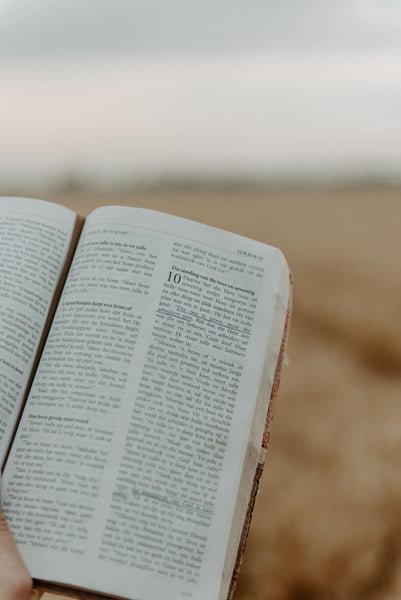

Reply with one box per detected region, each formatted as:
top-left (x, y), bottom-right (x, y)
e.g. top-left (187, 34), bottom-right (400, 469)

top-left (35, 186), bottom-right (401, 600)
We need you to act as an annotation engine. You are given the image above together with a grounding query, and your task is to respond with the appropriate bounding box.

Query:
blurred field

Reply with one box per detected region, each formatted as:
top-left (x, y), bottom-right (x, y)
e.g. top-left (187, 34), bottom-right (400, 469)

top-left (39, 186), bottom-right (401, 600)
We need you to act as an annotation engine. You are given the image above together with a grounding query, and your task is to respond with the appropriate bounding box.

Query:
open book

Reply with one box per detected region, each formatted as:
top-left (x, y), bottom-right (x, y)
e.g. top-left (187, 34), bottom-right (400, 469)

top-left (0, 197), bottom-right (292, 600)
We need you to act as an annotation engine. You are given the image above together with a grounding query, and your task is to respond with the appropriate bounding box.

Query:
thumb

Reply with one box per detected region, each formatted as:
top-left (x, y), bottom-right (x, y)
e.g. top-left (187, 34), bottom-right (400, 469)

top-left (0, 485), bottom-right (37, 599)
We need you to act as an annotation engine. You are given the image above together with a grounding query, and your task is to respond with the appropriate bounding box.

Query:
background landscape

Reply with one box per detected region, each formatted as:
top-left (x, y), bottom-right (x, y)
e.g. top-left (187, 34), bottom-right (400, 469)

top-left (1, 0), bottom-right (401, 597)
top-left (27, 184), bottom-right (399, 600)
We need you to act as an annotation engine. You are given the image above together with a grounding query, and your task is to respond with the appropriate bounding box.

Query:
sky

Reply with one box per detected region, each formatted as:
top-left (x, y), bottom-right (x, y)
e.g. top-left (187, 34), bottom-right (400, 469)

top-left (1, 0), bottom-right (401, 184)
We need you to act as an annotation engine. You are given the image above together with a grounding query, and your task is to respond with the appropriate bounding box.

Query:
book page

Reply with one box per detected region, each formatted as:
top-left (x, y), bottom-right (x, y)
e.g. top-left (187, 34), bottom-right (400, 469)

top-left (0, 198), bottom-right (77, 466)
top-left (2, 207), bottom-right (289, 600)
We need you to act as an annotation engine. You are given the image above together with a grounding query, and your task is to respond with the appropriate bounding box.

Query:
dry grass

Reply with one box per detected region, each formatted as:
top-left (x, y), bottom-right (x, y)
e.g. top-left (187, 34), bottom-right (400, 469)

top-left (37, 187), bottom-right (401, 600)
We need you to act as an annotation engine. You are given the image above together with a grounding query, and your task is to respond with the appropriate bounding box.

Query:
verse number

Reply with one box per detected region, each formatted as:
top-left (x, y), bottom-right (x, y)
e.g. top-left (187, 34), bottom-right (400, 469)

top-left (168, 271), bottom-right (182, 284)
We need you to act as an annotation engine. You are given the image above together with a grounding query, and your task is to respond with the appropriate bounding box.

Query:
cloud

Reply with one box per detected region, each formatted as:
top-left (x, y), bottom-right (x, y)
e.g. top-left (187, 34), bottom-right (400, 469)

top-left (1, 0), bottom-right (400, 181)
top-left (1, 50), bottom-right (400, 181)
top-left (1, 0), bottom-right (401, 60)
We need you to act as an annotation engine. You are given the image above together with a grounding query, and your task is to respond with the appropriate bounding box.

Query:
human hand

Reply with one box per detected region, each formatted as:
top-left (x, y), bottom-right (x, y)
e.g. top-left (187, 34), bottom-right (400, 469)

top-left (0, 481), bottom-right (42, 599)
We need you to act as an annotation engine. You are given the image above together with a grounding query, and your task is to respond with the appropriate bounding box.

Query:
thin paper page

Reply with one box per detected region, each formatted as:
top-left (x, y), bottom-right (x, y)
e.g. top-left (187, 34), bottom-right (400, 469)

top-left (0, 198), bottom-right (77, 466)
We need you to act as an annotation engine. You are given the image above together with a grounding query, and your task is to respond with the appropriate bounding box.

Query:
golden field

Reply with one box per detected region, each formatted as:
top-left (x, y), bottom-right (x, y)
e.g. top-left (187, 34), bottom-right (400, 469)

top-left (36, 186), bottom-right (401, 600)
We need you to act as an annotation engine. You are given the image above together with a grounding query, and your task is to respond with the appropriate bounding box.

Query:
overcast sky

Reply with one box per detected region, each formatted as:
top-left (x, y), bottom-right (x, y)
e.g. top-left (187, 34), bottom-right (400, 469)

top-left (1, 0), bottom-right (401, 183)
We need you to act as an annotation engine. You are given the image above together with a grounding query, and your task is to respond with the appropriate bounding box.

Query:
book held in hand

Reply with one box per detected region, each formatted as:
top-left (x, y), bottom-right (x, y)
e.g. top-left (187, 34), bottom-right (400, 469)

top-left (0, 197), bottom-right (292, 600)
